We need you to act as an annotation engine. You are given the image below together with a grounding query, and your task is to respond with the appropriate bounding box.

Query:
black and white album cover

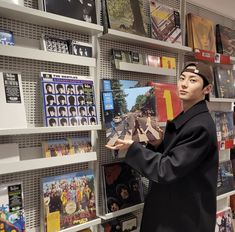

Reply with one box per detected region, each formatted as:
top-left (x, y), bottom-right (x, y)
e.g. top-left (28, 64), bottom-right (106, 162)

top-left (40, 0), bottom-right (97, 24)
top-left (40, 34), bottom-right (70, 54)
top-left (70, 40), bottom-right (92, 57)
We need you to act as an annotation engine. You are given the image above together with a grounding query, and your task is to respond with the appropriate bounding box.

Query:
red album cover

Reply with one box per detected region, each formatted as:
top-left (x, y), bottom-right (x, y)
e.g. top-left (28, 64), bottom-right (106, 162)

top-left (148, 82), bottom-right (182, 122)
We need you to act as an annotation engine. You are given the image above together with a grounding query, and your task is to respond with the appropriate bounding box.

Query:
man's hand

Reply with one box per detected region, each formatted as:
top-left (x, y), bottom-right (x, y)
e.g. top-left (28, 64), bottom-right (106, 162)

top-left (105, 139), bottom-right (134, 151)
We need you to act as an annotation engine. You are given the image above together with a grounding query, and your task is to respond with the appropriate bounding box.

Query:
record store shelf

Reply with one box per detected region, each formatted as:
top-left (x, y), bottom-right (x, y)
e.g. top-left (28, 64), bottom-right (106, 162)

top-left (100, 29), bottom-right (192, 53)
top-left (0, 1), bottom-right (103, 35)
top-left (0, 151), bottom-right (97, 175)
top-left (99, 203), bottom-right (144, 220)
top-left (210, 98), bottom-right (235, 103)
top-left (217, 190), bottom-right (235, 200)
top-left (0, 125), bottom-right (102, 136)
top-left (0, 44), bottom-right (97, 67)
top-left (118, 62), bottom-right (177, 76)
top-left (60, 218), bottom-right (101, 232)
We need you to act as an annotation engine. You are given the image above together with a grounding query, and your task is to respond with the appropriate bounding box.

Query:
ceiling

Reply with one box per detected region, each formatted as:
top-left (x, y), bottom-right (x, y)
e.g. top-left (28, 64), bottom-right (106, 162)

top-left (187, 0), bottom-right (235, 20)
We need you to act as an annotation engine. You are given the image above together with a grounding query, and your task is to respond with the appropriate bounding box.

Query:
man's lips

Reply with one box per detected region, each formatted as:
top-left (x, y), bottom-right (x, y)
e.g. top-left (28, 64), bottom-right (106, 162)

top-left (179, 90), bottom-right (188, 94)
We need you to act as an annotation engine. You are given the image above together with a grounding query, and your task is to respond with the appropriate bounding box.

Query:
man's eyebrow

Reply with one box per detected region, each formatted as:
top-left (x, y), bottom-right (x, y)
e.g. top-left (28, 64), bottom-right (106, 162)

top-left (180, 73), bottom-right (200, 78)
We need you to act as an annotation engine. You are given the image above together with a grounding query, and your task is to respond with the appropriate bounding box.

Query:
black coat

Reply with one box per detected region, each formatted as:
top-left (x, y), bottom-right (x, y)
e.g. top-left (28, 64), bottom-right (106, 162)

top-left (125, 100), bottom-right (219, 232)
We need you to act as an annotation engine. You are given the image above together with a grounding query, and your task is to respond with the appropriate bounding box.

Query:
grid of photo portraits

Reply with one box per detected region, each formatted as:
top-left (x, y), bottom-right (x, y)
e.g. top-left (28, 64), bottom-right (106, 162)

top-left (41, 72), bottom-right (98, 127)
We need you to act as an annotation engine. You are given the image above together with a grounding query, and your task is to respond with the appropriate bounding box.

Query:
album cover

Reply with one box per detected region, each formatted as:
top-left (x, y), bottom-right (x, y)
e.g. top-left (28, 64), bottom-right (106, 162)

top-left (130, 52), bottom-right (148, 65)
top-left (101, 162), bottom-right (144, 214)
top-left (101, 79), bottom-right (141, 91)
top-left (215, 207), bottom-right (234, 232)
top-left (111, 49), bottom-right (131, 69)
top-left (147, 55), bottom-right (161, 67)
top-left (69, 40), bottom-right (92, 57)
top-left (0, 29), bottom-right (14, 46)
top-left (119, 214), bottom-right (137, 232)
top-left (100, 218), bottom-right (121, 232)
top-left (40, 34), bottom-right (70, 54)
top-left (149, 1), bottom-right (182, 44)
top-left (211, 111), bottom-right (234, 150)
top-left (68, 136), bottom-right (93, 154)
top-left (102, 86), bottom-right (162, 146)
top-left (186, 13), bottom-right (216, 52)
top-left (0, 182), bottom-right (26, 232)
top-left (41, 170), bottom-right (96, 232)
top-left (161, 56), bottom-right (176, 69)
top-left (40, 72), bottom-right (98, 127)
top-left (0, 71), bottom-right (27, 129)
top-left (213, 66), bottom-right (235, 98)
top-left (40, 0), bottom-right (97, 24)
top-left (216, 24), bottom-right (235, 57)
top-left (217, 160), bottom-right (235, 196)
top-left (42, 139), bottom-right (72, 157)
top-left (105, 0), bottom-right (147, 36)
top-left (148, 82), bottom-right (182, 122)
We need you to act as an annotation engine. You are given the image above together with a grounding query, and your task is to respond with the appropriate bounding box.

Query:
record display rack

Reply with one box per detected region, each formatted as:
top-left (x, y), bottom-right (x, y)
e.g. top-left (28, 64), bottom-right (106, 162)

top-left (100, 29), bottom-right (192, 53)
top-left (1, 0), bottom-right (235, 230)
top-left (0, 44), bottom-right (97, 67)
top-left (117, 62), bottom-right (177, 76)
top-left (0, 151), bottom-right (97, 175)
top-left (0, 1), bottom-right (103, 35)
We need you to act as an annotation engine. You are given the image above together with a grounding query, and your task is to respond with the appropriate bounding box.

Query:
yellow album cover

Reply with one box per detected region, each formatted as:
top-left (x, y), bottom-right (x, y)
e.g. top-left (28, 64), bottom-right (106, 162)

top-left (161, 56), bottom-right (176, 69)
top-left (187, 13), bottom-right (216, 52)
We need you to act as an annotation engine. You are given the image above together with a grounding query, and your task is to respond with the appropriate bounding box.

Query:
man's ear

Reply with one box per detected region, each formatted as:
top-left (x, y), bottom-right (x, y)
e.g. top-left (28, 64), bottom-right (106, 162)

top-left (203, 84), bottom-right (212, 95)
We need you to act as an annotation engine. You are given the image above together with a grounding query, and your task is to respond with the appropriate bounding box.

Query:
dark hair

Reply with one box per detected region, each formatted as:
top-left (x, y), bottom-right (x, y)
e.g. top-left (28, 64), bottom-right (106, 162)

top-left (77, 85), bottom-right (83, 91)
top-left (60, 118), bottom-right (67, 125)
top-left (48, 106), bottom-right (55, 113)
top-left (59, 106), bottom-right (66, 114)
top-left (116, 184), bottom-right (129, 196)
top-left (78, 96), bottom-right (84, 102)
top-left (70, 117), bottom-right (77, 125)
top-left (69, 106), bottom-right (76, 114)
top-left (81, 117), bottom-right (87, 124)
top-left (56, 84), bottom-right (64, 91)
top-left (79, 106), bottom-right (85, 112)
top-left (46, 95), bottom-right (54, 101)
top-left (107, 197), bottom-right (120, 212)
top-left (89, 106), bottom-right (94, 113)
top-left (68, 96), bottom-right (75, 105)
top-left (90, 117), bottom-right (96, 123)
top-left (67, 84), bottom-right (73, 89)
top-left (58, 95), bottom-right (65, 101)
top-left (46, 83), bottom-right (52, 89)
top-left (49, 118), bottom-right (56, 126)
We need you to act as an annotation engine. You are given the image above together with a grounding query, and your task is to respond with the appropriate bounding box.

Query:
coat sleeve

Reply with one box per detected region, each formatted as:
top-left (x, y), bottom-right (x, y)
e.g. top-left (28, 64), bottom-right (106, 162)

top-left (125, 125), bottom-right (214, 184)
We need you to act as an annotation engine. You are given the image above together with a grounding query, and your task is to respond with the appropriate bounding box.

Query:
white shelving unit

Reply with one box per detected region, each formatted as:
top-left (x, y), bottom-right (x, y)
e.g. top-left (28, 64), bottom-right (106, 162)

top-left (217, 190), bottom-right (235, 201)
top-left (0, 1), bottom-right (103, 35)
top-left (60, 218), bottom-right (101, 232)
top-left (117, 62), bottom-right (177, 76)
top-left (99, 203), bottom-right (144, 220)
top-left (0, 152), bottom-right (97, 175)
top-left (0, 125), bottom-right (102, 136)
top-left (100, 29), bottom-right (192, 53)
top-left (0, 1), bottom-right (102, 231)
top-left (0, 44), bottom-right (97, 67)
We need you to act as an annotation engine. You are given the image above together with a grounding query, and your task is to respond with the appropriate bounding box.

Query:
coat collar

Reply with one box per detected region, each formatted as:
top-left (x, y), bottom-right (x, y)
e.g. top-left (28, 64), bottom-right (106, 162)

top-left (168, 100), bottom-right (209, 130)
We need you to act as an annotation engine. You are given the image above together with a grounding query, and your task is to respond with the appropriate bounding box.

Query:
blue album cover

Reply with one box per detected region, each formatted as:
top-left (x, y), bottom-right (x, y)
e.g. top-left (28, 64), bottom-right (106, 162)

top-left (40, 72), bottom-right (98, 127)
top-left (0, 29), bottom-right (14, 46)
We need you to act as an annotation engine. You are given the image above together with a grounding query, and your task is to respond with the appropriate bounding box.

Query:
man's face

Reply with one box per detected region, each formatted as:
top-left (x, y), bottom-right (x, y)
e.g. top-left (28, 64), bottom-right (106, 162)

top-left (47, 86), bottom-right (52, 92)
top-left (177, 71), bottom-right (210, 103)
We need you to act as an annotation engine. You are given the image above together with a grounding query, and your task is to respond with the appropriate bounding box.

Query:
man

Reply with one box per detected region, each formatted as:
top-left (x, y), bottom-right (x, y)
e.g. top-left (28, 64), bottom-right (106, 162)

top-left (106, 62), bottom-right (219, 232)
